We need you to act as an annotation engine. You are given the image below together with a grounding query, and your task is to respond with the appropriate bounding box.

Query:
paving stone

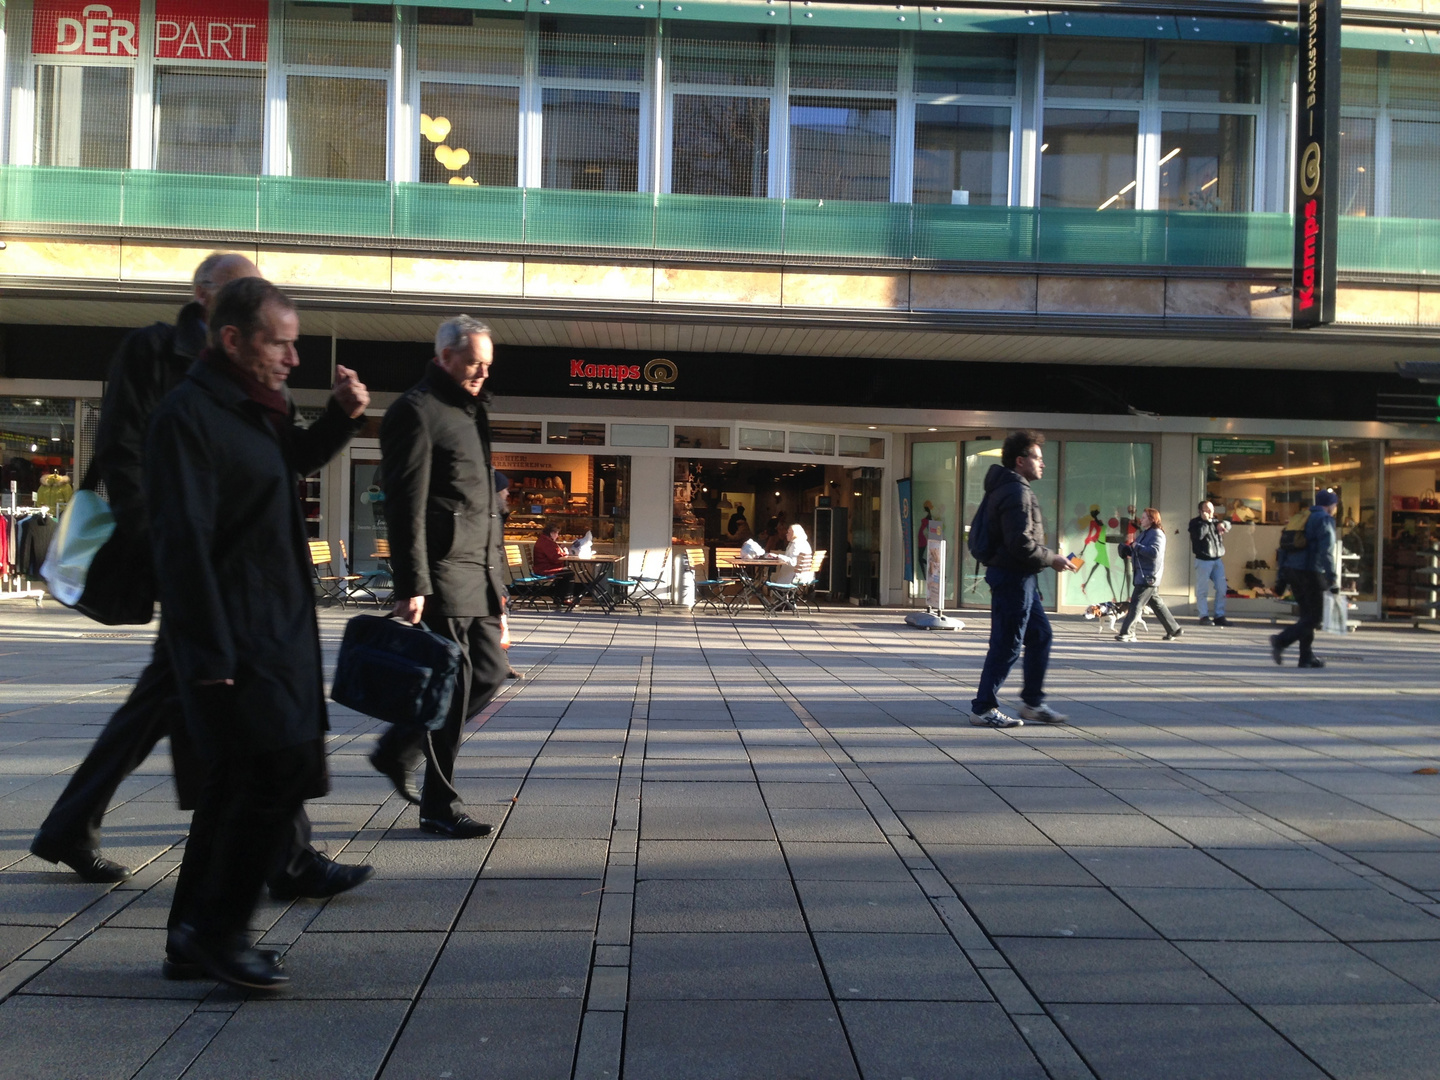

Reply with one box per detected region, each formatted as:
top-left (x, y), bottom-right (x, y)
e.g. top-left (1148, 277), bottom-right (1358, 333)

top-left (0, 877), bottom-right (114, 927)
top-left (182, 999), bottom-right (408, 1080)
top-left (760, 782), bottom-right (865, 809)
top-left (992, 786), bottom-right (1137, 814)
top-left (815, 932), bottom-right (991, 1001)
top-left (0, 995), bottom-right (196, 1080)
top-left (1177, 941), bottom-right (1434, 1004)
top-left (781, 841), bottom-right (913, 882)
top-left (456, 878), bottom-right (603, 931)
top-left (1209, 847), bottom-right (1372, 889)
top-left (381, 998), bottom-right (583, 1080)
top-left (500, 803), bottom-right (615, 840)
top-left (927, 844), bottom-right (1099, 886)
top-left (794, 878), bottom-right (945, 933)
top-left (630, 932), bottom-right (827, 999)
top-left (1274, 887), bottom-right (1440, 941)
top-left (770, 808), bottom-right (887, 843)
top-left (960, 884), bottom-right (1159, 939)
top-left (1115, 886), bottom-right (1334, 941)
top-left (1258, 1004), bottom-right (1440, 1080)
top-left (1028, 813), bottom-right (1189, 848)
top-left (1065, 847), bottom-right (1249, 888)
top-left (19, 926), bottom-right (213, 1000)
top-left (840, 1001), bottom-right (1046, 1080)
top-left (1350, 851), bottom-right (1440, 891)
top-left (637, 839), bottom-right (789, 880)
top-left (861, 764), bottom-right (982, 786)
top-left (633, 878), bottom-right (805, 933)
top-left (999, 937), bottom-right (1234, 1003)
top-left (306, 878), bottom-right (472, 932)
top-left (1353, 941), bottom-right (1440, 998)
top-left (640, 781), bottom-right (766, 808)
top-left (1052, 1003), bottom-right (1327, 1080)
top-left (1151, 814), bottom-right (1298, 848)
top-left (871, 784), bottom-right (1012, 813)
top-left (481, 838), bottom-right (610, 878)
top-left (424, 931), bottom-right (592, 998)
top-left (900, 811), bottom-right (1054, 847)
top-left (639, 805), bottom-right (776, 841)
top-left (0, 925), bottom-right (48, 966)
top-left (278, 931), bottom-right (445, 1000)
top-left (516, 778), bottom-right (618, 805)
top-left (624, 1000), bottom-right (859, 1080)
top-left (362, 836), bottom-right (493, 879)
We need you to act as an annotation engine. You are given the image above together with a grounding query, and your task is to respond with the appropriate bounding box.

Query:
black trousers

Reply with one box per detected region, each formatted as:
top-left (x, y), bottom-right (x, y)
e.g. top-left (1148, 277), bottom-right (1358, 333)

top-left (375, 614), bottom-right (506, 821)
top-left (34, 638), bottom-right (317, 884)
top-left (1275, 570), bottom-right (1325, 662)
top-left (169, 739), bottom-right (322, 940)
top-left (1116, 581), bottom-right (1181, 637)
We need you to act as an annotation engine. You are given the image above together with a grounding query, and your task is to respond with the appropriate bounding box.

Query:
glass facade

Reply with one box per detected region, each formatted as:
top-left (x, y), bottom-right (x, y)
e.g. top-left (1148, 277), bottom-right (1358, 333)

top-left (1057, 443), bottom-right (1152, 608)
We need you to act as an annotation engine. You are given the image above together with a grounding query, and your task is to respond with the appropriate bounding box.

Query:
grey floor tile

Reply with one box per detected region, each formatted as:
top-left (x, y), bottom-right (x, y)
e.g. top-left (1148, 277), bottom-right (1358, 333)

top-left (1053, 1003), bottom-right (1326, 1080)
top-left (840, 1001), bottom-right (1046, 1080)
top-left (624, 1000), bottom-right (859, 1080)
top-left (966, 764), bottom-right (1094, 788)
top-left (638, 839), bottom-right (790, 880)
top-left (424, 931), bottom-right (591, 998)
top-left (380, 998), bottom-right (582, 1080)
top-left (0, 925), bottom-right (49, 966)
top-left (642, 761), bottom-right (757, 782)
top-left (781, 842), bottom-right (913, 882)
top-left (815, 932), bottom-right (991, 1001)
top-left (861, 764), bottom-right (981, 786)
top-left (926, 844), bottom-right (1098, 886)
top-left (1028, 813), bottom-right (1189, 848)
top-left (1177, 941), bottom-right (1434, 1004)
top-left (993, 785), bottom-right (1137, 814)
top-left (770, 808), bottom-right (887, 843)
top-left (362, 837), bottom-right (493, 879)
top-left (639, 805), bottom-right (776, 841)
top-left (873, 784), bottom-right (1012, 813)
top-left (279, 931), bottom-right (445, 999)
top-left (456, 878), bottom-right (603, 931)
top-left (1350, 851), bottom-right (1440, 891)
top-left (760, 782), bottom-right (865, 809)
top-left (960, 884), bottom-right (1159, 939)
top-left (1115, 887), bottom-right (1332, 941)
top-left (515, 778), bottom-right (618, 805)
top-left (1274, 887), bottom-right (1440, 941)
top-left (1208, 847), bottom-right (1372, 890)
top-left (1152, 814), bottom-right (1298, 848)
top-left (19, 927), bottom-right (211, 999)
top-left (0, 878), bottom-right (115, 927)
top-left (641, 781), bottom-right (766, 808)
top-left (999, 937), bottom-right (1234, 1003)
top-left (1259, 1004), bottom-right (1440, 1080)
top-left (481, 838), bottom-right (610, 879)
top-left (499, 803), bottom-right (614, 840)
top-left (183, 999), bottom-right (407, 1080)
top-left (795, 878), bottom-right (945, 933)
top-left (900, 811), bottom-right (1054, 847)
top-left (1354, 940), bottom-right (1440, 998)
top-left (306, 878), bottom-right (473, 932)
top-left (630, 931), bottom-right (828, 999)
top-left (0, 995), bottom-right (196, 1080)
top-left (1066, 847), bottom-right (1250, 888)
top-left (633, 878), bottom-right (805, 933)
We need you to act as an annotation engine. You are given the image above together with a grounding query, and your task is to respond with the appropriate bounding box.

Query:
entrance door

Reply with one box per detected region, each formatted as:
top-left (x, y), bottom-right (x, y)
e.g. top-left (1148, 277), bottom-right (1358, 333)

top-left (350, 453), bottom-right (386, 576)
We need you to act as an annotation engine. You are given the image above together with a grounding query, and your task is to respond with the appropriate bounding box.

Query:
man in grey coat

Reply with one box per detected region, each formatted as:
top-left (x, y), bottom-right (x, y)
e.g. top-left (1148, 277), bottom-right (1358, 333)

top-left (370, 316), bottom-right (506, 838)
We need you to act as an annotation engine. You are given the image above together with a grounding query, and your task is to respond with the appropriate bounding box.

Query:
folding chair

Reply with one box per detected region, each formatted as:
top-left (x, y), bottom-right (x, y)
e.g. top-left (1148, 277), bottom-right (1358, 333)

top-left (504, 542), bottom-right (550, 612)
top-left (338, 539), bottom-right (386, 605)
top-left (309, 540), bottom-right (362, 606)
top-left (604, 561), bottom-right (646, 615)
top-left (690, 548), bottom-right (729, 614)
top-left (764, 551), bottom-right (813, 616)
top-left (798, 550), bottom-right (826, 614)
top-left (629, 548), bottom-right (670, 610)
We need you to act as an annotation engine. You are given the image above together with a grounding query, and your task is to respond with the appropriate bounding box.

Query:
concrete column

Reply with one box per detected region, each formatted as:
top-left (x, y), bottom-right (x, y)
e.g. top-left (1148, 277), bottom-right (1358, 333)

top-left (627, 454), bottom-right (674, 598)
top-left (1157, 432), bottom-right (1197, 610)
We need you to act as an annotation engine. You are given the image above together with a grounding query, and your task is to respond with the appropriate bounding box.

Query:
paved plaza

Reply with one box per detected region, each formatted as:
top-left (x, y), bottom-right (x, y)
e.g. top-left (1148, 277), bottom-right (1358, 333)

top-left (1, 603), bottom-right (1438, 1080)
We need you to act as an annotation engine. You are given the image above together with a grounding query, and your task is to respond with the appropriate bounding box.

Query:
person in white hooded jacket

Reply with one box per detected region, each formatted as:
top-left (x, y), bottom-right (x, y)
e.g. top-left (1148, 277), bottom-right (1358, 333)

top-left (773, 523), bottom-right (814, 585)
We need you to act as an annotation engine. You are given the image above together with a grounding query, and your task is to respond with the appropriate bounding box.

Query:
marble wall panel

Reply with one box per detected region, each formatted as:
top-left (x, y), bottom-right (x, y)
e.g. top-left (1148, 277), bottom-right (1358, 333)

top-left (781, 271), bottom-right (908, 309)
top-left (1334, 285), bottom-right (1420, 325)
top-left (0, 239), bottom-right (121, 280)
top-left (524, 261), bottom-right (654, 301)
top-left (120, 243), bottom-right (259, 283)
top-left (910, 272), bottom-right (1036, 312)
top-left (1164, 279), bottom-right (1291, 320)
top-left (1037, 275), bottom-right (1165, 316)
top-left (654, 265), bottom-right (781, 306)
top-left (257, 249), bottom-right (392, 292)
top-left (392, 256), bottom-right (523, 297)
top-left (1417, 289), bottom-right (1440, 325)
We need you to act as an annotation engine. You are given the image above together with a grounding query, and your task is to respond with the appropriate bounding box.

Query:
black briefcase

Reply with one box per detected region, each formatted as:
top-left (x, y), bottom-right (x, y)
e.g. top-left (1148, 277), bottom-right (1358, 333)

top-left (330, 615), bottom-right (461, 731)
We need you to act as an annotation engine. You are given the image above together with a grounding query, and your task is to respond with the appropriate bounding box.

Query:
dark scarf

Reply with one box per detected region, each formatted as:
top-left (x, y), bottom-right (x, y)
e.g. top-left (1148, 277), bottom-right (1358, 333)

top-left (202, 348), bottom-right (289, 436)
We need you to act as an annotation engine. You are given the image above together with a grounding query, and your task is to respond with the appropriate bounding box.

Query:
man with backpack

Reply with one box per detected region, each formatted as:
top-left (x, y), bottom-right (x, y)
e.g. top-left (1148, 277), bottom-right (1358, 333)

top-left (1271, 489), bottom-right (1339, 669)
top-left (967, 430), bottom-right (1075, 728)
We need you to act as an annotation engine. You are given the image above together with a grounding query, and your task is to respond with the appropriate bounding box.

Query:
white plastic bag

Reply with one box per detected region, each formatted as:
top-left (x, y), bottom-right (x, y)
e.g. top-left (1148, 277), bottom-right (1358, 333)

top-left (740, 538), bottom-right (765, 559)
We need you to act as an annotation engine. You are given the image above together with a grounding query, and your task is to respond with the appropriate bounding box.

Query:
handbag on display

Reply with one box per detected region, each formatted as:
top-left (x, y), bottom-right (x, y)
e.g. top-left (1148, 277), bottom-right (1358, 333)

top-left (330, 614), bottom-right (462, 731)
top-left (1401, 496), bottom-right (1421, 510)
top-left (1421, 490), bottom-right (1438, 511)
top-left (39, 464), bottom-right (156, 626)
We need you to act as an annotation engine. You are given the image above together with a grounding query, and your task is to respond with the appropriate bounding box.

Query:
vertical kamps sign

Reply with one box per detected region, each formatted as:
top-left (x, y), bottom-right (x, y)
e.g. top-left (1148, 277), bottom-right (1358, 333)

top-left (1292, 0), bottom-right (1342, 328)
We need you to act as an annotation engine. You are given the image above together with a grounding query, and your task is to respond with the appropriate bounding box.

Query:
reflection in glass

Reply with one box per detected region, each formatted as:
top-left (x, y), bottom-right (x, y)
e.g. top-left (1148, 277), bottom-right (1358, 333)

top-left (541, 90), bottom-right (640, 191)
top-left (35, 65), bottom-right (132, 169)
top-left (1057, 443), bottom-right (1152, 608)
top-left (912, 441), bottom-right (958, 604)
top-left (1157, 113), bottom-right (1255, 212)
top-left (1391, 121), bottom-right (1440, 220)
top-left (1157, 43), bottom-right (1259, 104)
top-left (790, 29), bottom-right (899, 93)
top-left (914, 34), bottom-right (1017, 96)
top-left (960, 440), bottom-right (1058, 609)
top-left (669, 24), bottom-right (774, 87)
top-left (672, 95), bottom-right (769, 197)
top-left (539, 20), bottom-right (646, 82)
top-left (1387, 52), bottom-right (1440, 111)
top-left (154, 69), bottom-right (263, 176)
top-left (1040, 110), bottom-right (1139, 209)
top-left (789, 97), bottom-right (895, 201)
top-left (417, 11), bottom-right (523, 77)
top-left (1340, 49), bottom-right (1379, 107)
top-left (419, 84), bottom-right (519, 187)
top-left (1043, 40), bottom-right (1144, 101)
top-left (789, 432), bottom-right (836, 456)
top-left (738, 428), bottom-right (785, 453)
top-left (287, 76), bottom-right (388, 180)
top-left (1338, 118), bottom-right (1375, 217)
top-left (283, 2), bottom-right (392, 68)
top-left (914, 105), bottom-right (1011, 205)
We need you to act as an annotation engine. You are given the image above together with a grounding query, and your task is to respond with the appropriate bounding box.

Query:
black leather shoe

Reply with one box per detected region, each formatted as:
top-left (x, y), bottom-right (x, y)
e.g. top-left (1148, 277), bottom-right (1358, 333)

top-left (1197, 616), bottom-right (1213, 626)
top-left (1213, 617), bottom-right (1230, 627)
top-left (163, 946), bottom-right (282, 981)
top-left (168, 925), bottom-right (289, 990)
top-left (30, 839), bottom-right (131, 883)
top-left (1270, 634), bottom-right (1285, 666)
top-left (370, 750), bottom-right (421, 805)
top-left (1163, 628), bottom-right (1185, 641)
top-left (1299, 656), bottom-right (1327, 669)
top-left (419, 814), bottom-right (493, 839)
top-left (269, 856), bottom-right (374, 902)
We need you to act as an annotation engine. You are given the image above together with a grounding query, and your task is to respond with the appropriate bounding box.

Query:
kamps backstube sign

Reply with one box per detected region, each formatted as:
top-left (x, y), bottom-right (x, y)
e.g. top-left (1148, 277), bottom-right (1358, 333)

top-left (34, 1), bottom-right (268, 62)
top-left (1291, 0), bottom-right (1341, 328)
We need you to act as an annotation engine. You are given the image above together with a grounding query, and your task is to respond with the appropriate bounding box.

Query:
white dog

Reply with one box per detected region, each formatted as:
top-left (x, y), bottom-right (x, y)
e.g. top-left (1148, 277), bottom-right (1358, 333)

top-left (1084, 600), bottom-right (1147, 635)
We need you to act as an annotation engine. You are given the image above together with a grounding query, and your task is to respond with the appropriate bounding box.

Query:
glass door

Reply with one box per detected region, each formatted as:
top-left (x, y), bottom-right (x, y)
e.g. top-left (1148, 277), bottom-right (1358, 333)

top-left (961, 438), bottom-right (1059, 609)
top-left (1057, 442), bottom-right (1152, 608)
top-left (350, 453), bottom-right (387, 576)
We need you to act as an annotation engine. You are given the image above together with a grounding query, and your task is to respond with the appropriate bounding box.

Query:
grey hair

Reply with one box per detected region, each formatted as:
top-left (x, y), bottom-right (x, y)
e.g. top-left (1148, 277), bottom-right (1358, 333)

top-left (193, 251), bottom-right (253, 290)
top-left (435, 315), bottom-right (491, 356)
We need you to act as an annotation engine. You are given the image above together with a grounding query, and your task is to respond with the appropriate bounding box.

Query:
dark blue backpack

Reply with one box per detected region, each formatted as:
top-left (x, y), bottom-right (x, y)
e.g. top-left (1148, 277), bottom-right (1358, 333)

top-left (968, 491), bottom-right (1000, 565)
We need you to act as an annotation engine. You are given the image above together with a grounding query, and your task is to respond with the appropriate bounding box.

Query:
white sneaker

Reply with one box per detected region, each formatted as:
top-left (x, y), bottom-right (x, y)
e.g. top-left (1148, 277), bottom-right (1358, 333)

top-left (969, 708), bottom-right (1023, 728)
top-left (1114, 632), bottom-right (1136, 643)
top-left (1019, 703), bottom-right (1068, 724)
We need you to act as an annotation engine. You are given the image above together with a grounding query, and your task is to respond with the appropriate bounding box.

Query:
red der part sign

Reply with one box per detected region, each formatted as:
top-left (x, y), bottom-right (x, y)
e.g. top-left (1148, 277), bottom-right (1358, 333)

top-left (155, 0), bottom-right (268, 63)
top-left (33, 0), bottom-right (268, 62)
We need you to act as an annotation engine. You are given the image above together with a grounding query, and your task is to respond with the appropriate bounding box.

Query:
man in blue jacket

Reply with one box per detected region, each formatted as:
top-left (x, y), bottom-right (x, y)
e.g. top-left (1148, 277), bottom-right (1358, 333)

top-left (1271, 489), bottom-right (1339, 668)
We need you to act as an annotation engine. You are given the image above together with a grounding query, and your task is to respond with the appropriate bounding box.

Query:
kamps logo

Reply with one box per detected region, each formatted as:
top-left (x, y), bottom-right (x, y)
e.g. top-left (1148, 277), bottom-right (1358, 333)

top-left (568, 357), bottom-right (678, 394)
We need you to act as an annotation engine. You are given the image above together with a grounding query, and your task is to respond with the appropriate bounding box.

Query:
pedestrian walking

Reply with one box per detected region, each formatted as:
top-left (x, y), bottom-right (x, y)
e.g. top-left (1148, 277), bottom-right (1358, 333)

top-left (1189, 499), bottom-right (1231, 625)
top-left (148, 277), bottom-right (370, 989)
top-left (31, 255), bottom-right (368, 908)
top-left (368, 315), bottom-right (506, 839)
top-left (1271, 489), bottom-right (1340, 669)
top-left (1114, 508), bottom-right (1184, 642)
top-left (968, 430), bottom-right (1074, 728)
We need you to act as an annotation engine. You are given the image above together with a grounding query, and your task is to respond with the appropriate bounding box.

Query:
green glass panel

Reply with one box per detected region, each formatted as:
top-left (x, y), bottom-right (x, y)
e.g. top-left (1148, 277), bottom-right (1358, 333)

top-left (422, 0), bottom-right (525, 9)
top-left (790, 3), bottom-right (919, 31)
top-left (1164, 211), bottom-right (1290, 268)
top-left (660, 1), bottom-right (787, 24)
top-left (393, 182), bottom-right (524, 243)
top-left (529, 0), bottom-right (658, 18)
top-left (656, 192), bottom-right (783, 254)
top-left (1175, 17), bottom-right (1296, 45)
top-left (1038, 208), bottom-right (1167, 265)
top-left (259, 176), bottom-right (392, 237)
top-left (782, 198), bottom-right (910, 258)
top-left (1338, 216), bottom-right (1423, 274)
top-left (1, 166), bottom-right (122, 227)
top-left (1341, 27), bottom-right (1431, 54)
top-left (918, 8), bottom-right (1047, 34)
top-left (123, 171), bottom-right (257, 232)
top-left (524, 188), bottom-right (655, 248)
top-left (1049, 13), bottom-right (1178, 40)
top-left (912, 204), bottom-right (1037, 263)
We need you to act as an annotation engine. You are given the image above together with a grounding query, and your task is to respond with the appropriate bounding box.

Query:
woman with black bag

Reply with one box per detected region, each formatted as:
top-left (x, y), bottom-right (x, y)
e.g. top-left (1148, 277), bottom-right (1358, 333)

top-left (1114, 508), bottom-right (1184, 643)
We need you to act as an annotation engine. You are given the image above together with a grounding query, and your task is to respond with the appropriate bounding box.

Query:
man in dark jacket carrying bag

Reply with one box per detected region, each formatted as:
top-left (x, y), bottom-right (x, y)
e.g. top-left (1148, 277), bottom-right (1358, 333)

top-left (148, 278), bottom-right (370, 989)
top-left (369, 316), bottom-right (506, 839)
top-left (969, 431), bottom-right (1075, 729)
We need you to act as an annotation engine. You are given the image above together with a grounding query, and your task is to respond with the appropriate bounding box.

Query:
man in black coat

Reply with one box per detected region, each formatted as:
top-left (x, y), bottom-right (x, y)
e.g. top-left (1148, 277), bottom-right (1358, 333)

top-left (148, 277), bottom-right (369, 989)
top-left (31, 254), bottom-right (366, 911)
top-left (370, 315), bottom-right (506, 839)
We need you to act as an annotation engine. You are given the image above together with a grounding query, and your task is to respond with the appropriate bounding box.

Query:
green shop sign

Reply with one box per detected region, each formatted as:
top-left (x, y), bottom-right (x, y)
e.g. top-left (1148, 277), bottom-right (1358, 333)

top-left (1198, 438), bottom-right (1276, 456)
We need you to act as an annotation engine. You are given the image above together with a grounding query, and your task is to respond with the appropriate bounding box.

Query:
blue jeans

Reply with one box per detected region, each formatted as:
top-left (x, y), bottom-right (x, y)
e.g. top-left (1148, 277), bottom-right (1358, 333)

top-left (972, 567), bottom-right (1052, 714)
top-left (1195, 557), bottom-right (1227, 617)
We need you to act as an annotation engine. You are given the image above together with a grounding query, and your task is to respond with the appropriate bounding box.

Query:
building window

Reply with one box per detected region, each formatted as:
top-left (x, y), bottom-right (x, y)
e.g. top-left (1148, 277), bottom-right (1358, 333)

top-left (1157, 112), bottom-right (1255, 212)
top-left (154, 69), bottom-right (264, 176)
top-left (667, 24), bottom-right (774, 198)
top-left (1157, 42), bottom-right (1260, 105)
top-left (1040, 109), bottom-right (1139, 209)
top-left (789, 29), bottom-right (899, 200)
top-left (914, 105), bottom-right (1012, 205)
top-left (1341, 49), bottom-right (1440, 220)
top-left (538, 17), bottom-right (647, 191)
top-left (34, 65), bottom-right (132, 169)
top-left (416, 9), bottom-right (522, 188)
top-left (1043, 40), bottom-right (1144, 101)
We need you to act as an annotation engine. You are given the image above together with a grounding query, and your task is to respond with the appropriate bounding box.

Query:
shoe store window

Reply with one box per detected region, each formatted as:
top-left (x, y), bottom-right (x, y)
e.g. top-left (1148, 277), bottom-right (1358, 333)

top-left (1200, 438), bottom-right (1380, 606)
top-left (1381, 440), bottom-right (1440, 619)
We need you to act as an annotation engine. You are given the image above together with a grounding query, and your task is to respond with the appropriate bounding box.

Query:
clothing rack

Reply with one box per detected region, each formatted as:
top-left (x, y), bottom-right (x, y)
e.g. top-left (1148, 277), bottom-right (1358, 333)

top-left (1, 482), bottom-right (49, 607)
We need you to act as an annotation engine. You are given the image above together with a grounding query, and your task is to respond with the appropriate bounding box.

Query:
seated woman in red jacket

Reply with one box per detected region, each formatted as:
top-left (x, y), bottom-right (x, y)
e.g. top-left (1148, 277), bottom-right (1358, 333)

top-left (533, 521), bottom-right (580, 610)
